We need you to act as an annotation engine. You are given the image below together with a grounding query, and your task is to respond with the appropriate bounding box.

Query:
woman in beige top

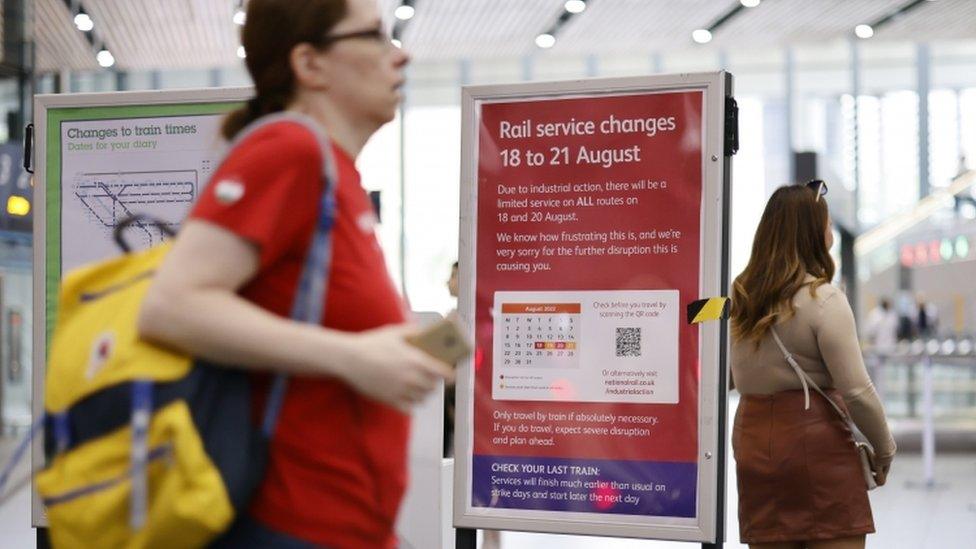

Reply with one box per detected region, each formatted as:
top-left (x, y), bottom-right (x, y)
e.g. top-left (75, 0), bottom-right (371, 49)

top-left (730, 182), bottom-right (896, 549)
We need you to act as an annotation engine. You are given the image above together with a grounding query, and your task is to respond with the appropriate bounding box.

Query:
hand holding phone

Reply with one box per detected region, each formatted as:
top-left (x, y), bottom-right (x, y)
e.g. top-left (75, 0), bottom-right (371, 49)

top-left (405, 319), bottom-right (471, 367)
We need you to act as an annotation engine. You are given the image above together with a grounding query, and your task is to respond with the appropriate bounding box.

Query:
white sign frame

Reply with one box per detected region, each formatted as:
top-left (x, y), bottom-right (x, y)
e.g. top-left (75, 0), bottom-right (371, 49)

top-left (453, 72), bottom-right (733, 543)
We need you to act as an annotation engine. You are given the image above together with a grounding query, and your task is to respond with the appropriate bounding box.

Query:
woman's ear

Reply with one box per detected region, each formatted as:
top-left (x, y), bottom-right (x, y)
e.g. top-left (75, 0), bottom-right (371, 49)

top-left (289, 43), bottom-right (330, 90)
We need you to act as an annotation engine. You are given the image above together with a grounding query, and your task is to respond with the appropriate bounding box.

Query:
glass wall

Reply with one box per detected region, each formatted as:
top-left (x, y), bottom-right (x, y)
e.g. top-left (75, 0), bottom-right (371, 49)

top-left (0, 238), bottom-right (31, 433)
top-left (358, 114), bottom-right (403, 289)
top-left (402, 105), bottom-right (461, 314)
top-left (357, 41), bottom-right (976, 317)
top-left (24, 39), bottom-right (976, 327)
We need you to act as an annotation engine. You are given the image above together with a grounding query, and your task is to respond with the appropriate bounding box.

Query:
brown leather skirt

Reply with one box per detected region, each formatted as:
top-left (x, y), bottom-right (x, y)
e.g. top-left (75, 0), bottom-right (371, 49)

top-left (732, 390), bottom-right (875, 544)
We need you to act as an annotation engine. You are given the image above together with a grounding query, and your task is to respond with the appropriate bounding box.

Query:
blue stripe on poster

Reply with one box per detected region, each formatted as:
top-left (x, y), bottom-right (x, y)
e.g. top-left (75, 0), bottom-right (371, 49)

top-left (472, 454), bottom-right (697, 518)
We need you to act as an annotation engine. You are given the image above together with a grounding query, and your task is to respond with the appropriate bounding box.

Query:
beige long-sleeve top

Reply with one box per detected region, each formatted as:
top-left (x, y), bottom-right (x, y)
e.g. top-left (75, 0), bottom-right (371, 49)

top-left (731, 278), bottom-right (897, 465)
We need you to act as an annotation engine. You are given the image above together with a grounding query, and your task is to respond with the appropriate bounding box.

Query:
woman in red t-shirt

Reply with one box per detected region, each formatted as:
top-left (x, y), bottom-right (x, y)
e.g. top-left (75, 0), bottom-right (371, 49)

top-left (138, 1), bottom-right (454, 547)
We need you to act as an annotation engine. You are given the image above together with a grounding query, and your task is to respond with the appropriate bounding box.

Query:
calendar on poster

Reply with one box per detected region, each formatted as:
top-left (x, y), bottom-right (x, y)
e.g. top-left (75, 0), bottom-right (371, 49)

top-left (492, 290), bottom-right (679, 404)
top-left (455, 73), bottom-right (733, 543)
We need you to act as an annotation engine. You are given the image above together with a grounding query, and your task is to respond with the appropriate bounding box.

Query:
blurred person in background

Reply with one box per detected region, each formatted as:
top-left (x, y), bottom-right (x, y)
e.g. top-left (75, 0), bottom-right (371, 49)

top-left (863, 297), bottom-right (898, 400)
top-left (915, 296), bottom-right (939, 338)
top-left (864, 298), bottom-right (898, 355)
top-left (445, 261), bottom-right (459, 457)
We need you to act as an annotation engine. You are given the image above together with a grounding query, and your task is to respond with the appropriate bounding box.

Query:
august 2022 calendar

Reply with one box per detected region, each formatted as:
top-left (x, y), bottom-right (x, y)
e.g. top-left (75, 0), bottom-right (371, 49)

top-left (496, 302), bottom-right (580, 369)
top-left (492, 290), bottom-right (679, 404)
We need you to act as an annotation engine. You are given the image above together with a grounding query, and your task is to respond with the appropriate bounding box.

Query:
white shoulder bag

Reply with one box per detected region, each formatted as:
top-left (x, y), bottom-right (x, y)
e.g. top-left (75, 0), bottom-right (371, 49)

top-left (770, 328), bottom-right (879, 490)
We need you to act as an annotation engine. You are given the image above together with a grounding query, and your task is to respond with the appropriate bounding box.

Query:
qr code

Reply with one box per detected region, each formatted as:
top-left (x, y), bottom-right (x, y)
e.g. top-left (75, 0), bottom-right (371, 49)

top-left (615, 327), bottom-right (641, 357)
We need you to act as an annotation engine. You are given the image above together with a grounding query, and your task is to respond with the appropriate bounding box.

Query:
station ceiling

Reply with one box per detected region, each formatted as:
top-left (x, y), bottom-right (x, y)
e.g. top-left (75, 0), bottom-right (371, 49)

top-left (32, 0), bottom-right (976, 73)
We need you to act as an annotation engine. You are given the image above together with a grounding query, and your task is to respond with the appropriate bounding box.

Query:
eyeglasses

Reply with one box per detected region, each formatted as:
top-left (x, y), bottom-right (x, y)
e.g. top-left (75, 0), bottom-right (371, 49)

top-left (805, 179), bottom-right (828, 202)
top-left (318, 26), bottom-right (393, 48)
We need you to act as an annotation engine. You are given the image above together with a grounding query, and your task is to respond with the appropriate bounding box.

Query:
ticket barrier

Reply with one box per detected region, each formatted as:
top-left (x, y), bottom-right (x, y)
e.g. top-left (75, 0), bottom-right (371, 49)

top-left (865, 337), bottom-right (976, 489)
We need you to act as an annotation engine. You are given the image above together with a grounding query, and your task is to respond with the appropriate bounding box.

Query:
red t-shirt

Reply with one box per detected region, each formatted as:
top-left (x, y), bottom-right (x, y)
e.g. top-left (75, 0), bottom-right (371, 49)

top-left (189, 119), bottom-right (409, 549)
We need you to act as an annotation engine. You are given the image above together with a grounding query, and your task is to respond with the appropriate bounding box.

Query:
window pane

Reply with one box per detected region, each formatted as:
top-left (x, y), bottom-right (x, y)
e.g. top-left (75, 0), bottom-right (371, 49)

top-left (857, 96), bottom-right (882, 226)
top-left (730, 97), bottom-right (766, 278)
top-left (928, 89), bottom-right (959, 189)
top-left (403, 105), bottom-right (461, 314)
top-left (358, 115), bottom-right (403, 290)
top-left (880, 91), bottom-right (919, 217)
top-left (962, 89), bottom-right (976, 172)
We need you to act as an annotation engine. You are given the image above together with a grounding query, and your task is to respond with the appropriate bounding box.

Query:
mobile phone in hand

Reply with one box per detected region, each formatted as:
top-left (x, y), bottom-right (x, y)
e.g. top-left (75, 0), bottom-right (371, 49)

top-left (405, 319), bottom-right (471, 366)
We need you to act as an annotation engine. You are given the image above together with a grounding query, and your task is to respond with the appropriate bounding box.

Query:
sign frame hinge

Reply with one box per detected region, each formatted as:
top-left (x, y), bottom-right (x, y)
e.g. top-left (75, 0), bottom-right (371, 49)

top-left (724, 96), bottom-right (738, 157)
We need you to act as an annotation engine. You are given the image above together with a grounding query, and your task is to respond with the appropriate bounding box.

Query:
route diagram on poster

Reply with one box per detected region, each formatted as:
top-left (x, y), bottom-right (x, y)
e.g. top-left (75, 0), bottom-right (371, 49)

top-left (71, 166), bottom-right (208, 248)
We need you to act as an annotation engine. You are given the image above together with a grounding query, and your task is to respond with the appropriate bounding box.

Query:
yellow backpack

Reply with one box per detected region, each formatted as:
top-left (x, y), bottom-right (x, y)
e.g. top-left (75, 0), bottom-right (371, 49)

top-left (0, 113), bottom-right (338, 548)
top-left (37, 233), bottom-right (241, 548)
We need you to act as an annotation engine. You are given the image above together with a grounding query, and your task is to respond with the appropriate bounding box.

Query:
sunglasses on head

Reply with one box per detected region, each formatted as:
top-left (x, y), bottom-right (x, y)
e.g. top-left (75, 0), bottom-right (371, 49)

top-left (805, 179), bottom-right (828, 201)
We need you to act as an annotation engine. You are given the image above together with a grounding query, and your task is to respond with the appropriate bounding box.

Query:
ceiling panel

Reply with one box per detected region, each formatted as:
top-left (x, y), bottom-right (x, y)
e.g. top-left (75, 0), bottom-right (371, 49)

top-left (31, 0), bottom-right (976, 73)
top-left (707, 0), bottom-right (906, 48)
top-left (36, 0), bottom-right (99, 72)
top-left (401, 0), bottom-right (558, 59)
top-left (553, 0), bottom-right (731, 56)
top-left (85, 0), bottom-right (240, 70)
top-left (880, 0), bottom-right (976, 41)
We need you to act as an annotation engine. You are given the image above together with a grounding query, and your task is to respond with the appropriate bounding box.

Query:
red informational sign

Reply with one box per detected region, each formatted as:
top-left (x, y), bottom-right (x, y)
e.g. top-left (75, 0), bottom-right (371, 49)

top-left (470, 90), bottom-right (705, 518)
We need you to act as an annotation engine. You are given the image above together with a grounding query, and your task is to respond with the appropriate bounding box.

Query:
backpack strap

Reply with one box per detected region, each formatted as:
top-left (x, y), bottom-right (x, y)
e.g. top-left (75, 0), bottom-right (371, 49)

top-left (129, 380), bottom-right (153, 528)
top-left (0, 415), bottom-right (45, 502)
top-left (228, 112), bottom-right (339, 439)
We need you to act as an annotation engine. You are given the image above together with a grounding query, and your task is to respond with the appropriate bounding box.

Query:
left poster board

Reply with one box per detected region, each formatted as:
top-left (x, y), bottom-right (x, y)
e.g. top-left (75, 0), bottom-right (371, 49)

top-left (31, 88), bottom-right (252, 525)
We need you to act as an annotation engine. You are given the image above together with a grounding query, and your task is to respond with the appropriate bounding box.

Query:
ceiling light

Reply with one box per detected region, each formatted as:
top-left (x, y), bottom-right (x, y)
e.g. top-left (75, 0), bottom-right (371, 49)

top-left (391, 38), bottom-right (403, 48)
top-left (535, 33), bottom-right (556, 49)
top-left (564, 0), bottom-right (587, 14)
top-left (692, 29), bottom-right (712, 44)
top-left (96, 49), bottom-right (115, 68)
top-left (740, 0), bottom-right (761, 7)
top-left (236, 46), bottom-right (246, 59)
top-left (855, 24), bottom-right (874, 39)
top-left (394, 5), bottom-right (415, 20)
top-left (233, 8), bottom-right (246, 26)
top-left (74, 12), bottom-right (94, 32)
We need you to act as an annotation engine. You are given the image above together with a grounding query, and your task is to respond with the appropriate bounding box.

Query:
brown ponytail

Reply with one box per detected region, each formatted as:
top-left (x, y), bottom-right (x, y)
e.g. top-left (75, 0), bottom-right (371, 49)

top-left (222, 0), bottom-right (348, 140)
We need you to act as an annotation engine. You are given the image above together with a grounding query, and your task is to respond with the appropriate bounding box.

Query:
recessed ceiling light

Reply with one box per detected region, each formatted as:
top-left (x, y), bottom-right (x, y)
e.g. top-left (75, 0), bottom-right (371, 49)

top-left (74, 13), bottom-right (94, 32)
top-left (535, 33), bottom-right (556, 49)
top-left (564, 0), bottom-right (586, 14)
top-left (236, 46), bottom-right (246, 59)
top-left (394, 5), bottom-right (415, 21)
top-left (692, 29), bottom-right (712, 44)
top-left (233, 9), bottom-right (246, 26)
top-left (741, 0), bottom-right (761, 7)
top-left (391, 38), bottom-right (403, 48)
top-left (855, 24), bottom-right (874, 39)
top-left (96, 49), bottom-right (115, 68)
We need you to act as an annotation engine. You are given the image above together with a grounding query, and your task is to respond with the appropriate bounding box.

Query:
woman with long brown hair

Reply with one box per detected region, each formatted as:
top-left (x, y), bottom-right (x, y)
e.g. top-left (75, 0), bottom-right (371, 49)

top-left (139, 0), bottom-right (453, 547)
top-left (730, 182), bottom-right (896, 549)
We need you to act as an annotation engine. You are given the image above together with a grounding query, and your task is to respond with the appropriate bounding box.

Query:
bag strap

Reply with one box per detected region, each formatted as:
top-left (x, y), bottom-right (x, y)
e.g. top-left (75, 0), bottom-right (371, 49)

top-left (228, 112), bottom-right (339, 439)
top-left (129, 380), bottom-right (153, 528)
top-left (0, 415), bottom-right (45, 502)
top-left (769, 327), bottom-right (852, 424)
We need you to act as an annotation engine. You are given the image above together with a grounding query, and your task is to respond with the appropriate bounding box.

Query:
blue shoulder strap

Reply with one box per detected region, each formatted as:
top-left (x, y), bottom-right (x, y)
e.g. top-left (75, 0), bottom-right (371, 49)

top-left (0, 416), bottom-right (44, 501)
top-left (132, 114), bottom-right (338, 526)
top-left (230, 112), bottom-right (339, 438)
